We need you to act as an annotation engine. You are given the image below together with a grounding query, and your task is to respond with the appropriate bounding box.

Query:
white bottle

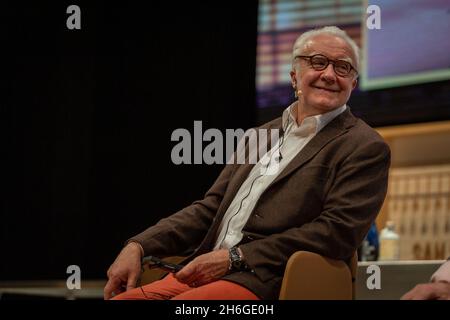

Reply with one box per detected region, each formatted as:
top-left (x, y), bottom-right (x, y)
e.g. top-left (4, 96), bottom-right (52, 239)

top-left (379, 221), bottom-right (400, 260)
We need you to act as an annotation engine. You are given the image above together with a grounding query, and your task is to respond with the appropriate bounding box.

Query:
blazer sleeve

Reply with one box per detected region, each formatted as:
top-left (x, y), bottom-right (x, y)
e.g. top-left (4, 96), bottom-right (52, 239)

top-left (126, 163), bottom-right (235, 257)
top-left (239, 139), bottom-right (391, 282)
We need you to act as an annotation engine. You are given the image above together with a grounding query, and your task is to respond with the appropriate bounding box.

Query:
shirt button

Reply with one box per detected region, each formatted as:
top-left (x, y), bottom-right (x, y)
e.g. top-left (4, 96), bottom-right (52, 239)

top-left (228, 230), bottom-right (234, 235)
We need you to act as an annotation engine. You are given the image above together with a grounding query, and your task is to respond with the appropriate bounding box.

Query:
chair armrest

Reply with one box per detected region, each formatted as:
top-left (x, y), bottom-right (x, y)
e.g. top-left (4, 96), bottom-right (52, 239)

top-left (279, 251), bottom-right (354, 300)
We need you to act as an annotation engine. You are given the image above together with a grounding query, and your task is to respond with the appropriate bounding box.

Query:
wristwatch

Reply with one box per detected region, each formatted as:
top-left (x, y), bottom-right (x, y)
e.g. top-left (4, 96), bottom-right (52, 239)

top-left (229, 246), bottom-right (247, 271)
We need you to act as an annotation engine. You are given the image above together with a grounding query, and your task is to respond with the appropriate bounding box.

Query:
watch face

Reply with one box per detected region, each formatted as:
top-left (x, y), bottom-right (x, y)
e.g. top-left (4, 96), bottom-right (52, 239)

top-left (230, 247), bottom-right (243, 271)
top-left (233, 260), bottom-right (242, 269)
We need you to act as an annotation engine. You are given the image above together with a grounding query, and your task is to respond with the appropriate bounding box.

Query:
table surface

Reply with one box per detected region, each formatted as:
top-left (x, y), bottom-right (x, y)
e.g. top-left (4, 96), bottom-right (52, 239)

top-left (356, 260), bottom-right (445, 300)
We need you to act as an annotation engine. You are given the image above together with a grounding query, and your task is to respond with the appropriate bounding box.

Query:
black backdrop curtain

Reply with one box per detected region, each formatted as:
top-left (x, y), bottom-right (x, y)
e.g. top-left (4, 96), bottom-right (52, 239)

top-left (1, 1), bottom-right (258, 280)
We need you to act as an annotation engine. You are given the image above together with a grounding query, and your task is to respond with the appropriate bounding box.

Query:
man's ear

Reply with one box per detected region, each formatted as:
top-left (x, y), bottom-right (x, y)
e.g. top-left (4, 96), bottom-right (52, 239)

top-left (290, 70), bottom-right (297, 88)
top-left (351, 77), bottom-right (358, 90)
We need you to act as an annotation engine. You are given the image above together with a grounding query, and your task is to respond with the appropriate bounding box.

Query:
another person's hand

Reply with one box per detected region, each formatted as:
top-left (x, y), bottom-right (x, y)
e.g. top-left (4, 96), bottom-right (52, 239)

top-left (401, 281), bottom-right (450, 300)
top-left (104, 242), bottom-right (143, 299)
top-left (174, 249), bottom-right (230, 287)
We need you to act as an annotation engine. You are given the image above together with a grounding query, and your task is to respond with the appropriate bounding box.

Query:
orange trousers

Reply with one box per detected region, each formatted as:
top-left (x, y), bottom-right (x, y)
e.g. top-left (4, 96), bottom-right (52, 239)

top-left (111, 273), bottom-right (260, 300)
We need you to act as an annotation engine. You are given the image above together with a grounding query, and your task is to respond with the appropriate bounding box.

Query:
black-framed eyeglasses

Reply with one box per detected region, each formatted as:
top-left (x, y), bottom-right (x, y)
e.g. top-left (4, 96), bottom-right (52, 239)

top-left (295, 54), bottom-right (357, 77)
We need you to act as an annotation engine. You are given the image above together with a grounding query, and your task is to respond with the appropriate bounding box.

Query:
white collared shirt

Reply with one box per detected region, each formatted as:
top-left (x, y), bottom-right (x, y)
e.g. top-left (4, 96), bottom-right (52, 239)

top-left (213, 103), bottom-right (347, 250)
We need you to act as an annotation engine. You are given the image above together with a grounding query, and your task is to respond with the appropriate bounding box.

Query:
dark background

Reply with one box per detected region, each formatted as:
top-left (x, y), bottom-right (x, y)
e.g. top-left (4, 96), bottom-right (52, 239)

top-left (2, 1), bottom-right (450, 281)
top-left (1, 1), bottom-right (257, 280)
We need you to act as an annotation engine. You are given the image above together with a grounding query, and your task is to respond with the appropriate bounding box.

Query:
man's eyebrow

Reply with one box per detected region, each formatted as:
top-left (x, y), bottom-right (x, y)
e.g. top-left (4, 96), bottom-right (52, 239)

top-left (308, 51), bottom-right (353, 63)
top-left (337, 57), bottom-right (353, 63)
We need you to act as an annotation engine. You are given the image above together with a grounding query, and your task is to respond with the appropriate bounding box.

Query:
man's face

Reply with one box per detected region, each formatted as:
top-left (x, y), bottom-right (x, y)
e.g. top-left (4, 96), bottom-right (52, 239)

top-left (290, 34), bottom-right (358, 114)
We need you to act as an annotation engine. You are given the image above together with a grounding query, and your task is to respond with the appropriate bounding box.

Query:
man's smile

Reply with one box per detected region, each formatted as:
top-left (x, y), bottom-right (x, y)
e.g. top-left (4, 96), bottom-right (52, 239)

top-left (311, 85), bottom-right (340, 93)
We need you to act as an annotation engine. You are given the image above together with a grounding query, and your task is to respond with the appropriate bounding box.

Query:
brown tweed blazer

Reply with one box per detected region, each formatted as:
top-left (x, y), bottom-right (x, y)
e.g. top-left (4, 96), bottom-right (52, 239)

top-left (129, 108), bottom-right (391, 299)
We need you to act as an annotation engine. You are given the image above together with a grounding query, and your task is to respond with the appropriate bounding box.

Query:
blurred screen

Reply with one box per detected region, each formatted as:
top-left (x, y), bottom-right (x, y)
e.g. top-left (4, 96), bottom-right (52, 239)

top-left (361, 0), bottom-right (450, 90)
top-left (256, 0), bottom-right (450, 109)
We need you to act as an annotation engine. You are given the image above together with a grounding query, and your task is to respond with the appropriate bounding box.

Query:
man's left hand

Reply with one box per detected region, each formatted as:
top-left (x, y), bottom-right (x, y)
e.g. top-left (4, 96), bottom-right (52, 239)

top-left (174, 249), bottom-right (230, 287)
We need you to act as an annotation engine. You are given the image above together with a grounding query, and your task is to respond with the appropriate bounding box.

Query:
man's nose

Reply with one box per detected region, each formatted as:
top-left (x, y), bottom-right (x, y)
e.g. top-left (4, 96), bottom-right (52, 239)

top-left (320, 64), bottom-right (337, 83)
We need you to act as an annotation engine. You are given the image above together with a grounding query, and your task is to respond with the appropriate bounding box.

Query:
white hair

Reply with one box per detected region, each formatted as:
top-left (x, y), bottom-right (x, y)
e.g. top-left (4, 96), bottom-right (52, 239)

top-left (292, 26), bottom-right (360, 71)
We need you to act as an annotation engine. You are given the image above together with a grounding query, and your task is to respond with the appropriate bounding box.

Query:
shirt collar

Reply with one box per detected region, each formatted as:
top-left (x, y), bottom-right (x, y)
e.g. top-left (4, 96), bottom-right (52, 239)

top-left (282, 102), bottom-right (347, 136)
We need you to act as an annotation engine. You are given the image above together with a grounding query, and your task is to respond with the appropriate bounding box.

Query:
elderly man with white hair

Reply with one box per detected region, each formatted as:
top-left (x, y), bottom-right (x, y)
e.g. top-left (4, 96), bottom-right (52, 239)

top-left (105, 26), bottom-right (391, 300)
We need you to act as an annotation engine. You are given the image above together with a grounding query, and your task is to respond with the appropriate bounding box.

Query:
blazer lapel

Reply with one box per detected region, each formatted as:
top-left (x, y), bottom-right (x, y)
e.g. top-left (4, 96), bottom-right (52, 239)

top-left (215, 109), bottom-right (357, 217)
top-left (215, 120), bottom-right (282, 219)
top-left (268, 108), bottom-right (357, 187)
top-left (199, 120), bottom-right (283, 249)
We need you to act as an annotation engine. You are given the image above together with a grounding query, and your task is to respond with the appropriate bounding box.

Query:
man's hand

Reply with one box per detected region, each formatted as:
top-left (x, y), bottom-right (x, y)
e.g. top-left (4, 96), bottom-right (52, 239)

top-left (104, 242), bottom-right (143, 300)
top-left (401, 282), bottom-right (450, 300)
top-left (174, 249), bottom-right (230, 287)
